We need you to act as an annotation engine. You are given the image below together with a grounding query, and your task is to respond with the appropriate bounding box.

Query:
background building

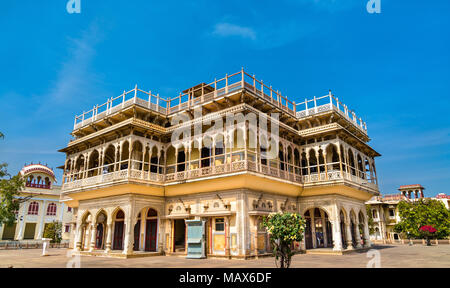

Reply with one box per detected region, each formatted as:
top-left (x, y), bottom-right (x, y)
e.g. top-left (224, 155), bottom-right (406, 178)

top-left (367, 184), bottom-right (450, 243)
top-left (60, 69), bottom-right (381, 258)
top-left (0, 164), bottom-right (73, 242)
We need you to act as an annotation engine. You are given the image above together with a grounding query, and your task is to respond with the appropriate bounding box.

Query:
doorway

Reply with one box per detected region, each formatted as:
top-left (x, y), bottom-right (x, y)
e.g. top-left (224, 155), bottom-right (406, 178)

top-left (145, 209), bottom-right (158, 252)
top-left (95, 223), bottom-right (104, 249)
top-left (1, 223), bottom-right (16, 240)
top-left (23, 223), bottom-right (36, 240)
top-left (173, 219), bottom-right (186, 252)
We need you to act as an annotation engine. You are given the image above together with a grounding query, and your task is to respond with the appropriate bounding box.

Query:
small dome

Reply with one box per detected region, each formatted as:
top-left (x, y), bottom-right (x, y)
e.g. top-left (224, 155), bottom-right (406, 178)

top-left (19, 164), bottom-right (56, 183)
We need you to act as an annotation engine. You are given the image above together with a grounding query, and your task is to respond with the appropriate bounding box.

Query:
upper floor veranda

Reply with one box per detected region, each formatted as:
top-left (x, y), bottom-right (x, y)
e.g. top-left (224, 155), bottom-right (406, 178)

top-left (70, 69), bottom-right (370, 143)
top-left (61, 128), bottom-right (380, 199)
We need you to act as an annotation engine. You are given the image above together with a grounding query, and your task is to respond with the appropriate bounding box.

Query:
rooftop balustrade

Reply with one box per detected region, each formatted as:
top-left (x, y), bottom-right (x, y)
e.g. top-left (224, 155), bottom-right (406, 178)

top-left (72, 69), bottom-right (368, 135)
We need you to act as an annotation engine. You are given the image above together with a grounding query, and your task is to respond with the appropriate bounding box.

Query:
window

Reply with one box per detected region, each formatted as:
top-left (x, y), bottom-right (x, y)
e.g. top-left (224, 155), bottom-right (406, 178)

top-left (68, 207), bottom-right (72, 213)
top-left (46, 203), bottom-right (57, 216)
top-left (65, 225), bottom-right (71, 233)
top-left (215, 218), bottom-right (225, 232)
top-left (28, 202), bottom-right (39, 215)
top-left (389, 209), bottom-right (395, 217)
top-left (372, 210), bottom-right (378, 218)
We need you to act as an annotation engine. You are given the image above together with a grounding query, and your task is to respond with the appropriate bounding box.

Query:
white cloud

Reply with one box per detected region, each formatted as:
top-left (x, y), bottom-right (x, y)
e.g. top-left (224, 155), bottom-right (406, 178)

top-left (212, 23), bottom-right (257, 40)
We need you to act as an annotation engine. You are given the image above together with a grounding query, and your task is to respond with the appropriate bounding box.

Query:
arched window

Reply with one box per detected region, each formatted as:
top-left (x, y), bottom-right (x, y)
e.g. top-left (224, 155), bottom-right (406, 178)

top-left (28, 202), bottom-right (39, 215)
top-left (147, 208), bottom-right (157, 218)
top-left (46, 203), bottom-right (57, 216)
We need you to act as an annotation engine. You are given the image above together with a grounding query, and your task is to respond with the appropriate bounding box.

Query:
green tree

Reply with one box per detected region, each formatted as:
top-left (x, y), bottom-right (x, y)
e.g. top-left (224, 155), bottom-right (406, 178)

top-left (366, 204), bottom-right (375, 235)
top-left (0, 132), bottom-right (26, 225)
top-left (394, 199), bottom-right (450, 241)
top-left (43, 222), bottom-right (62, 243)
top-left (262, 213), bottom-right (306, 268)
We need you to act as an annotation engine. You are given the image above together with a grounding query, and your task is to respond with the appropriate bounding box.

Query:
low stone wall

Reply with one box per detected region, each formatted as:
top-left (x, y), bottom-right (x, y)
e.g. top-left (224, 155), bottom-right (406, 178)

top-left (0, 240), bottom-right (69, 250)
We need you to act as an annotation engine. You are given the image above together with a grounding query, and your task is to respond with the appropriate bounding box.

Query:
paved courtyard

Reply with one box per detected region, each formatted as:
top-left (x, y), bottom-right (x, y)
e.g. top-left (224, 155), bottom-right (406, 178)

top-left (0, 244), bottom-right (449, 268)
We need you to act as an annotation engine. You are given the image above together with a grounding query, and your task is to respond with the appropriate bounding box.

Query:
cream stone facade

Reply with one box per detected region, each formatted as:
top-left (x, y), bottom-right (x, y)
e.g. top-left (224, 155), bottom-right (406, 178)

top-left (60, 69), bottom-right (381, 258)
top-left (0, 164), bottom-right (73, 242)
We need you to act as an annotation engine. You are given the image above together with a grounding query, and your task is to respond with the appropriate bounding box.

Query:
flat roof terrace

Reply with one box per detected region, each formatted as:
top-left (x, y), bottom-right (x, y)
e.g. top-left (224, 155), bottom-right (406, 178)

top-left (72, 69), bottom-right (368, 135)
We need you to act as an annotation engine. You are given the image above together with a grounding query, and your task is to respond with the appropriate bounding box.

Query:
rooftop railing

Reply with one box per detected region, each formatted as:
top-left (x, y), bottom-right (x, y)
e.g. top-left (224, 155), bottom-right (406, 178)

top-left (72, 69), bottom-right (368, 134)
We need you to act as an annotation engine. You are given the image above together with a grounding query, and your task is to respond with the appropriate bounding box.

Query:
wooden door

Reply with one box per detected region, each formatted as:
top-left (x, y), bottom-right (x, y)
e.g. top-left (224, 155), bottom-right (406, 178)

top-left (145, 219), bottom-right (157, 252)
top-left (113, 221), bottom-right (124, 250)
top-left (134, 220), bottom-right (141, 251)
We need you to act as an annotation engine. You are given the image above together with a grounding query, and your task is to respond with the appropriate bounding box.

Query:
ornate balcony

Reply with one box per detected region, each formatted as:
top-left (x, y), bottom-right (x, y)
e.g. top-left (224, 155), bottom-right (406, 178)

top-left (62, 158), bottom-right (379, 196)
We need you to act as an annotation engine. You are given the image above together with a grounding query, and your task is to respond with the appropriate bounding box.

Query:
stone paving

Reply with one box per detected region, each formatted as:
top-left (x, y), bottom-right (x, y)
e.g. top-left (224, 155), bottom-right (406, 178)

top-left (0, 244), bottom-right (449, 268)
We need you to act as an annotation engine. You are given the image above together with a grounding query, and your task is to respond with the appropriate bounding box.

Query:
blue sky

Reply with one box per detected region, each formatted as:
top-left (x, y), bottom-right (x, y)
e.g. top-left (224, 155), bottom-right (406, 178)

top-left (0, 0), bottom-right (449, 196)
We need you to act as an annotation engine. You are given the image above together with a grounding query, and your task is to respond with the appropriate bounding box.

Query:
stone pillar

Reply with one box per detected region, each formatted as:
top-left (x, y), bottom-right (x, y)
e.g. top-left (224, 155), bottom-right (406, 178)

top-left (16, 207), bottom-right (25, 240)
top-left (75, 224), bottom-right (83, 251)
top-left (363, 220), bottom-right (371, 248)
top-left (89, 223), bottom-right (97, 252)
top-left (332, 220), bottom-right (343, 251)
top-left (114, 146), bottom-right (118, 172)
top-left (355, 220), bottom-right (362, 249)
top-left (139, 215), bottom-right (146, 252)
top-left (105, 222), bottom-right (113, 253)
top-left (310, 209), bottom-right (316, 248)
top-left (337, 149), bottom-right (344, 178)
top-left (315, 151), bottom-right (320, 180)
top-left (345, 222), bottom-right (353, 250)
top-left (321, 211), bottom-right (327, 247)
top-left (123, 218), bottom-right (135, 255)
top-left (225, 216), bottom-right (231, 257)
top-left (37, 200), bottom-right (47, 239)
top-left (252, 216), bottom-right (258, 257)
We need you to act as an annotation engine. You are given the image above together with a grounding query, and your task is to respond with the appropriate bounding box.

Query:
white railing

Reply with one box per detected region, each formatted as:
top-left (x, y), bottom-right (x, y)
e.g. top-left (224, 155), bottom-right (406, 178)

top-left (63, 163), bottom-right (378, 192)
top-left (295, 93), bottom-right (367, 134)
top-left (72, 69), bottom-right (367, 135)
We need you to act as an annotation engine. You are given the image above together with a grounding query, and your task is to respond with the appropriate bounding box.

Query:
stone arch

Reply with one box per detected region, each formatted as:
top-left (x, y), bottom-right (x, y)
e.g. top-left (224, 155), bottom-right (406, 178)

top-left (357, 154), bottom-right (364, 179)
top-left (349, 209), bottom-right (358, 248)
top-left (308, 148), bottom-right (318, 174)
top-left (325, 143), bottom-right (340, 171)
top-left (303, 207), bottom-right (334, 249)
top-left (94, 209), bottom-right (108, 249)
top-left (348, 149), bottom-right (356, 176)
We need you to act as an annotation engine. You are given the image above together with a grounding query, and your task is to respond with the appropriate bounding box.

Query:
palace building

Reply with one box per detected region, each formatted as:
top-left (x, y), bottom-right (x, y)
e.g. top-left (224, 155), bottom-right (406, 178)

top-left (60, 69), bottom-right (381, 258)
top-left (0, 164), bottom-right (73, 242)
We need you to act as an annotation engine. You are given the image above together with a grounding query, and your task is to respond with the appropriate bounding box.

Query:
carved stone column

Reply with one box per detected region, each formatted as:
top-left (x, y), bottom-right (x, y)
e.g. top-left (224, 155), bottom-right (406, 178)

top-left (123, 219), bottom-right (135, 255)
top-left (105, 222), bottom-right (113, 253)
top-left (355, 220), bottom-right (362, 249)
top-left (332, 220), bottom-right (343, 252)
top-left (74, 223), bottom-right (83, 251)
top-left (89, 223), bottom-right (97, 252)
top-left (225, 216), bottom-right (231, 258)
top-left (363, 219), bottom-right (372, 248)
top-left (345, 222), bottom-right (353, 250)
top-left (310, 209), bottom-right (316, 248)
